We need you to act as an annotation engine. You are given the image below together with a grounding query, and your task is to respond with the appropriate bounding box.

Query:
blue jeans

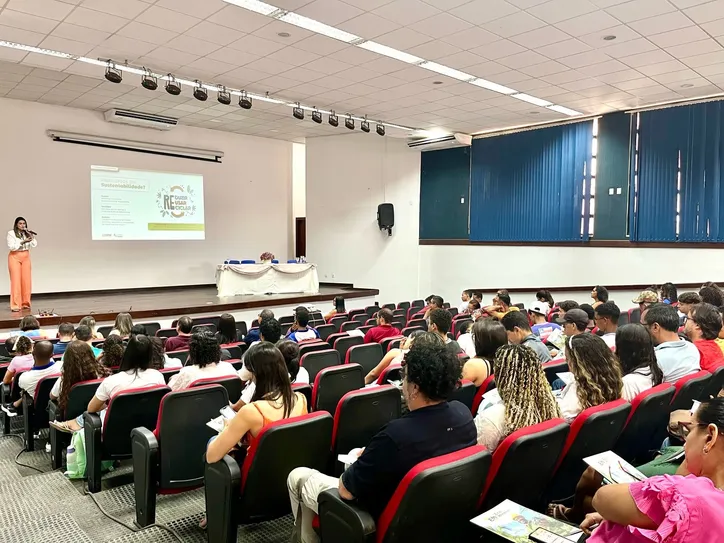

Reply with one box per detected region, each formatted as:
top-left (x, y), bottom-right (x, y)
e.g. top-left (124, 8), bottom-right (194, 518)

top-left (551, 378), bottom-right (566, 390)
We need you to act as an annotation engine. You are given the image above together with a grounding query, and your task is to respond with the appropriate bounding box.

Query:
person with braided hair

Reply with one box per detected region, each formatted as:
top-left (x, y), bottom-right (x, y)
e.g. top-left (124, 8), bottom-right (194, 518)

top-left (474, 344), bottom-right (561, 451)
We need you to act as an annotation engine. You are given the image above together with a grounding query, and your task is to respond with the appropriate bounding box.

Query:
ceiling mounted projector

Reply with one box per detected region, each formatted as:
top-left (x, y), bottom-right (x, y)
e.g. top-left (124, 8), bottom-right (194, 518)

top-left (165, 76), bottom-right (181, 96)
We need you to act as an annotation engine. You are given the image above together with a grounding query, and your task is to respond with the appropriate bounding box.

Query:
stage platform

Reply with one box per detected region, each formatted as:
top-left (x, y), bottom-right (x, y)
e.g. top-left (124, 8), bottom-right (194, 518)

top-left (0, 284), bottom-right (379, 329)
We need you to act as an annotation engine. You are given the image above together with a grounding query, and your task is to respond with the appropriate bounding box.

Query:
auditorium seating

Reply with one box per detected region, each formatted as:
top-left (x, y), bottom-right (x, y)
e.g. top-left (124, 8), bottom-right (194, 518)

top-left (315, 324), bottom-right (337, 342)
top-left (21, 373), bottom-right (60, 451)
top-left (329, 316), bottom-right (348, 331)
top-left (396, 302), bottom-right (410, 312)
top-left (401, 326), bottom-right (424, 337)
top-left (345, 344), bottom-right (384, 375)
top-left (331, 386), bottom-right (401, 475)
top-left (279, 315), bottom-right (295, 325)
top-left (189, 375), bottom-right (243, 403)
top-left (204, 412), bottom-right (333, 543)
top-left (670, 370), bottom-right (712, 412)
top-left (299, 341), bottom-right (330, 358)
top-left (340, 321), bottom-right (361, 333)
top-left (377, 363), bottom-right (403, 385)
top-left (407, 318), bottom-right (426, 329)
top-left (160, 368), bottom-right (180, 383)
top-left (471, 375), bottom-right (496, 416)
top-left (167, 350), bottom-right (189, 365)
top-left (381, 336), bottom-right (404, 352)
top-left (97, 325), bottom-right (113, 338)
top-left (132, 385), bottom-right (228, 527)
top-left (318, 446), bottom-right (491, 543)
top-left (348, 309), bottom-right (367, 321)
top-left (2, 370), bottom-right (25, 435)
top-left (453, 318), bottom-right (472, 338)
top-left (156, 328), bottom-right (178, 339)
top-left (450, 380), bottom-right (476, 412)
top-left (332, 335), bottom-right (364, 361)
top-left (352, 314), bottom-right (368, 324)
top-left (192, 323), bottom-right (217, 334)
top-left (292, 382), bottom-right (313, 408)
top-left (382, 304), bottom-right (396, 311)
top-left (706, 366), bottom-right (724, 397)
top-left (85, 385), bottom-right (170, 493)
top-left (312, 365), bottom-right (364, 416)
top-left (542, 359), bottom-right (568, 385)
top-left (300, 350), bottom-right (340, 382)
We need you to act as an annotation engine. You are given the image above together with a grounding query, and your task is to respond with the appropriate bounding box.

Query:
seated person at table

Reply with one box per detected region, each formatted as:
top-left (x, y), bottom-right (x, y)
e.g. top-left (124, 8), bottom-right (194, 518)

top-left (685, 303), bottom-right (724, 372)
top-left (50, 334), bottom-right (165, 432)
top-left (109, 312), bottom-right (133, 339)
top-left (287, 343), bottom-right (476, 543)
top-left (79, 316), bottom-right (104, 339)
top-left (216, 313), bottom-right (241, 345)
top-left (363, 308), bottom-right (400, 344)
top-left (164, 316), bottom-right (193, 352)
top-left (501, 311), bottom-right (551, 363)
top-left (3, 336), bottom-right (33, 385)
top-left (277, 339), bottom-right (309, 384)
top-left (54, 323), bottom-right (74, 355)
top-left (73, 325), bottom-right (102, 358)
top-left (286, 307), bottom-right (320, 343)
top-left (474, 344), bottom-right (560, 451)
top-left (643, 303), bottom-right (700, 382)
top-left (244, 309), bottom-right (274, 346)
top-left (616, 323), bottom-right (664, 401)
top-left (169, 331), bottom-right (237, 391)
top-left (594, 302), bottom-right (620, 348)
top-left (428, 308), bottom-right (463, 355)
top-left (462, 319), bottom-right (507, 387)
top-left (483, 292), bottom-right (519, 320)
top-left (364, 330), bottom-right (432, 385)
top-left (206, 342), bottom-right (307, 464)
top-left (50, 341), bottom-right (109, 412)
top-left (578, 398), bottom-right (724, 541)
top-left (18, 341), bottom-right (59, 401)
top-left (557, 334), bottom-right (622, 422)
top-left (97, 335), bottom-right (124, 369)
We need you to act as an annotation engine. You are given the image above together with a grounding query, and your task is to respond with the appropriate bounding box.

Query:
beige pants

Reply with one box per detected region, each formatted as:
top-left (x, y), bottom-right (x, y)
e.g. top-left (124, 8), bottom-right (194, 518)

top-left (287, 467), bottom-right (339, 543)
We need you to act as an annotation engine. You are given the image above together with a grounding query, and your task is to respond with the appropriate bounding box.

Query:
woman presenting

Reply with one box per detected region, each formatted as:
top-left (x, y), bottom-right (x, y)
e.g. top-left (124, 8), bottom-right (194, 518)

top-left (7, 217), bottom-right (36, 312)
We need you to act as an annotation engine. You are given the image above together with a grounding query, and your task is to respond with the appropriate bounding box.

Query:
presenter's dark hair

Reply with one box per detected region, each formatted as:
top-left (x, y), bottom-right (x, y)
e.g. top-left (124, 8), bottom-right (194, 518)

top-left (13, 217), bottom-right (26, 237)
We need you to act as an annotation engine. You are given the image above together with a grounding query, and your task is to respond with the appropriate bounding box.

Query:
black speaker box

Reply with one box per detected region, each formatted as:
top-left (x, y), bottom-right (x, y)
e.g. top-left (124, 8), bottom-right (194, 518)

top-left (378, 203), bottom-right (394, 230)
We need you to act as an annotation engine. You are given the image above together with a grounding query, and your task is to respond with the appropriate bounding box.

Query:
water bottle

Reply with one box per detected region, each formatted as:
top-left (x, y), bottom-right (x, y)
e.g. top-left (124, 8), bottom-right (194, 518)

top-left (65, 446), bottom-right (77, 475)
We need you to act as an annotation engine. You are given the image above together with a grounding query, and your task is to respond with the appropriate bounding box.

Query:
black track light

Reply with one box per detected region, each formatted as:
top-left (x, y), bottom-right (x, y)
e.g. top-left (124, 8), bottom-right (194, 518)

top-left (312, 109), bottom-right (322, 124)
top-left (293, 103), bottom-right (304, 120)
top-left (376, 123), bottom-right (385, 136)
top-left (217, 87), bottom-right (231, 105)
top-left (105, 63), bottom-right (122, 84)
top-left (361, 119), bottom-right (370, 133)
top-left (329, 111), bottom-right (339, 127)
top-left (141, 71), bottom-right (157, 90)
top-left (345, 115), bottom-right (355, 130)
top-left (239, 91), bottom-right (252, 110)
top-left (193, 81), bottom-right (208, 101)
top-left (165, 75), bottom-right (181, 96)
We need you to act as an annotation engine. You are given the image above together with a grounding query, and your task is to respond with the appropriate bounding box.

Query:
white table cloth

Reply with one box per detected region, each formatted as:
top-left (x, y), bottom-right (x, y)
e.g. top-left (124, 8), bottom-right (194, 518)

top-left (216, 263), bottom-right (320, 297)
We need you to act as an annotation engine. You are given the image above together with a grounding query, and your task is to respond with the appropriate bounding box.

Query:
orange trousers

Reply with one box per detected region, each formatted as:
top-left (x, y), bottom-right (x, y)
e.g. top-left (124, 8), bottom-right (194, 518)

top-left (8, 250), bottom-right (31, 310)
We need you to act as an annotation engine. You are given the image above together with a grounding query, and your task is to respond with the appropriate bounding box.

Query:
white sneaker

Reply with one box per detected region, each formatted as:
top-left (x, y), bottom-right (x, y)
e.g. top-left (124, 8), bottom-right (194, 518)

top-left (45, 443), bottom-right (51, 453)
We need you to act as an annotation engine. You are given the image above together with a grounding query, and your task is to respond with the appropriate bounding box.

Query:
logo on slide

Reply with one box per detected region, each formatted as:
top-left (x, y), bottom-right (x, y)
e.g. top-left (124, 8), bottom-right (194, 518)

top-left (156, 185), bottom-right (198, 219)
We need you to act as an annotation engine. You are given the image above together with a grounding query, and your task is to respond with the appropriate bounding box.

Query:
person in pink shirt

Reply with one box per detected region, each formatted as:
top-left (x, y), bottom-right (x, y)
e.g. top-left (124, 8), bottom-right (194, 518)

top-left (363, 309), bottom-right (400, 344)
top-left (3, 335), bottom-right (33, 385)
top-left (581, 397), bottom-right (724, 542)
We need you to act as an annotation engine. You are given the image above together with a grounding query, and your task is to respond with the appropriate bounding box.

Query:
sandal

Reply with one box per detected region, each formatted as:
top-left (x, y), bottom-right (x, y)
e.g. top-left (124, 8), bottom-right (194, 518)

top-left (547, 504), bottom-right (573, 522)
top-left (49, 420), bottom-right (75, 433)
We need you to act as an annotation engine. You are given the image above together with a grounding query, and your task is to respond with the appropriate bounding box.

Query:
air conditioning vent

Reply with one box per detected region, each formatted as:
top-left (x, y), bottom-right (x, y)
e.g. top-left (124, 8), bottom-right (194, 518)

top-left (104, 108), bottom-right (178, 131)
top-left (407, 132), bottom-right (472, 151)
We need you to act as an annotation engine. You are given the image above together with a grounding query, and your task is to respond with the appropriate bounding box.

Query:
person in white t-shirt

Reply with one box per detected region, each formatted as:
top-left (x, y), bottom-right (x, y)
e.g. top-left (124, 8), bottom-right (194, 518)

top-left (169, 331), bottom-right (238, 391)
top-left (616, 323), bottom-right (664, 401)
top-left (18, 341), bottom-right (60, 401)
top-left (458, 290), bottom-right (473, 314)
top-left (50, 334), bottom-right (165, 432)
top-left (593, 301), bottom-right (620, 350)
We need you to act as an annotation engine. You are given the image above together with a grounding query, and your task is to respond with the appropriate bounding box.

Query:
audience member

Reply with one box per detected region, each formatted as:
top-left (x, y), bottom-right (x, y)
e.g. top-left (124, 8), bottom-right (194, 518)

top-left (3, 336), bottom-right (33, 386)
top-left (421, 295), bottom-right (444, 321)
top-left (286, 307), bottom-right (320, 343)
top-left (632, 290), bottom-right (659, 314)
top-left (363, 308), bottom-right (400, 344)
top-left (593, 302), bottom-right (620, 348)
top-left (457, 320), bottom-right (476, 358)
top-left (150, 336), bottom-right (182, 369)
top-left (16, 341), bottom-right (57, 410)
top-left (109, 312), bottom-right (133, 338)
top-left (458, 289), bottom-right (473, 314)
top-left (164, 316), bottom-right (193, 352)
top-left (245, 309), bottom-right (274, 345)
top-left (616, 324), bottom-right (664, 401)
top-left (238, 317), bottom-right (284, 404)
top-left (558, 334), bottom-right (623, 421)
top-left (98, 335), bottom-right (124, 369)
top-left (208, 342), bottom-right (307, 463)
top-left (484, 292), bottom-right (519, 320)
top-left (364, 330), bottom-right (434, 385)
top-left (472, 292), bottom-right (483, 304)
top-left (678, 292), bottom-right (702, 319)
top-left (169, 331), bottom-right (237, 391)
top-left (462, 319), bottom-right (507, 387)
top-left (578, 303), bottom-right (596, 330)
top-left (323, 296), bottom-right (345, 322)
top-left (54, 322), bottom-right (74, 355)
top-left (562, 309), bottom-right (589, 338)
top-left (660, 282), bottom-right (678, 305)
top-left (428, 308), bottom-right (463, 355)
top-left (685, 303), bottom-right (724, 372)
top-left (557, 300), bottom-right (579, 318)
top-left (74, 325), bottom-right (102, 357)
top-left (216, 313), bottom-right (240, 345)
top-left (700, 285), bottom-right (724, 307)
top-left (466, 299), bottom-right (481, 315)
top-left (643, 303), bottom-right (701, 383)
top-left (474, 344), bottom-right (560, 451)
top-left (130, 324), bottom-right (146, 337)
top-left (536, 289), bottom-right (555, 310)
top-left (501, 311), bottom-right (552, 363)
top-left (590, 286), bottom-right (609, 309)
top-left (716, 305), bottom-right (724, 356)
top-left (276, 339), bottom-right (309, 384)
top-left (287, 343), bottom-right (475, 542)
top-left (79, 316), bottom-right (103, 339)
top-left (50, 341), bottom-right (109, 412)
top-left (18, 316), bottom-right (43, 338)
top-left (530, 302), bottom-right (561, 342)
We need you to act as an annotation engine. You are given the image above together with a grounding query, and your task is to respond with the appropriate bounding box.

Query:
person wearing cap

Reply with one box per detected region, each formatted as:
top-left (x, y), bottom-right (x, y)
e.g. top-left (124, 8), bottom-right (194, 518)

top-left (633, 290), bottom-right (659, 319)
top-left (530, 302), bottom-right (561, 343)
top-left (501, 311), bottom-right (552, 363)
top-left (594, 302), bottom-right (620, 349)
top-left (483, 292), bottom-right (519, 321)
top-left (563, 309), bottom-right (589, 338)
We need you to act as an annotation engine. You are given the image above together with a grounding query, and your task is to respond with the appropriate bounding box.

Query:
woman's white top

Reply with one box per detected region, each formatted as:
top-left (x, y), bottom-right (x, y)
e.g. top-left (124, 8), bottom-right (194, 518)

top-left (7, 231), bottom-right (37, 252)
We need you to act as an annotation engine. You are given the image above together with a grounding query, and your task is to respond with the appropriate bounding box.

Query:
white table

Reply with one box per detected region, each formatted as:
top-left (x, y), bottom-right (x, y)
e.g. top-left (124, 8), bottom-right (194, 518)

top-left (216, 263), bottom-right (320, 297)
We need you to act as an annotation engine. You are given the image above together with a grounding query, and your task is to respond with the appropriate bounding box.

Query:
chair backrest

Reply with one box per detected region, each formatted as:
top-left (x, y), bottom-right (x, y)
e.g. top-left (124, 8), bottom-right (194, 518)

top-left (411, 299), bottom-right (425, 308)
top-left (9, 371), bottom-right (25, 401)
top-left (333, 335), bottom-right (364, 361)
top-left (407, 318), bottom-right (427, 329)
top-left (542, 359), bottom-right (568, 385)
top-left (142, 322), bottom-right (161, 336)
top-left (397, 301), bottom-right (411, 311)
top-left (382, 303), bottom-right (396, 311)
top-left (332, 386), bottom-right (401, 461)
top-left (156, 328), bottom-right (178, 339)
top-left (31, 374), bottom-right (61, 429)
top-left (707, 366), bottom-right (724, 397)
top-left (479, 419), bottom-right (569, 512)
top-left (224, 344), bottom-right (243, 359)
top-left (64, 379), bottom-right (103, 419)
top-left (312, 364), bottom-right (364, 415)
top-left (235, 320), bottom-right (248, 338)
top-left (392, 309), bottom-right (406, 318)
top-left (345, 343), bottom-right (384, 375)
top-left (348, 309), bottom-right (367, 320)
top-left (352, 314), bottom-right (369, 324)
top-left (298, 341), bottom-right (330, 358)
top-left (447, 307), bottom-right (459, 317)
top-left (377, 363), bottom-right (403, 386)
top-left (329, 316), bottom-right (348, 331)
top-left (615, 384), bottom-right (675, 463)
top-left (97, 325), bottom-right (113, 338)
top-left (315, 324), bottom-right (337, 342)
top-left (628, 307), bottom-right (641, 324)
top-left (401, 326), bottom-right (425, 337)
top-left (365, 305), bottom-right (380, 317)
top-left (239, 412), bottom-right (333, 520)
top-left (367, 317), bottom-right (379, 325)
top-left (374, 446), bottom-right (492, 543)
top-left (168, 350), bottom-right (189, 365)
top-left (292, 382), bottom-right (312, 408)
top-left (189, 375), bottom-right (243, 403)
top-left (159, 368), bottom-right (180, 384)
top-left (154, 385), bottom-right (228, 489)
top-left (279, 315), bottom-right (295, 325)
top-left (103, 386), bottom-right (170, 456)
top-left (300, 349), bottom-right (340, 382)
top-left (191, 323), bottom-right (217, 335)
top-left (471, 375), bottom-right (496, 416)
top-left (671, 370), bottom-right (713, 412)
top-left (450, 380), bottom-right (476, 412)
top-left (340, 321), bottom-right (361, 333)
top-left (381, 336), bottom-right (404, 352)
top-left (453, 318), bottom-right (472, 338)
top-left (617, 312), bottom-right (630, 326)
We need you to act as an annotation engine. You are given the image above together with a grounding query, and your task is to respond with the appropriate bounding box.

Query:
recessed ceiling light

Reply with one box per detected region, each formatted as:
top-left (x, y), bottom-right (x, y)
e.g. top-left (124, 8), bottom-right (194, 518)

top-left (209, 119), bottom-right (222, 123)
top-left (277, 32), bottom-right (291, 38)
top-left (547, 104), bottom-right (583, 116)
top-left (603, 35), bottom-right (617, 41)
top-left (681, 83), bottom-right (694, 88)
top-left (270, 129), bottom-right (278, 132)
top-left (433, 81), bottom-right (443, 85)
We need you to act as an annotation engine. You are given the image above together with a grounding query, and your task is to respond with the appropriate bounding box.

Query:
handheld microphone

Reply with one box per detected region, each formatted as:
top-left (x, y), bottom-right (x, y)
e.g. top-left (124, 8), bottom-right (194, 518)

top-left (27, 230), bottom-right (37, 236)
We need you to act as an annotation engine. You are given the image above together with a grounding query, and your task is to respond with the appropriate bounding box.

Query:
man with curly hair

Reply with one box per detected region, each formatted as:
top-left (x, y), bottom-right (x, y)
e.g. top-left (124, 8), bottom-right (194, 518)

top-left (287, 343), bottom-right (476, 543)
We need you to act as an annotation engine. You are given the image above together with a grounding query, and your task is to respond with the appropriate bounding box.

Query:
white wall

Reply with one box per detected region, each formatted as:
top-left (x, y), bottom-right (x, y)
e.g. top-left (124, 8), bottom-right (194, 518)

top-left (0, 98), bottom-right (293, 294)
top-left (292, 142), bottom-right (306, 219)
top-left (306, 134), bottom-right (421, 303)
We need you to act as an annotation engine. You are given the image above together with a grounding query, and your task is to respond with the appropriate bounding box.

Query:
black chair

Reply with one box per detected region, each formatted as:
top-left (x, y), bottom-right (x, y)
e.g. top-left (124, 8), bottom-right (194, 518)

top-left (156, 328), bottom-right (178, 339)
top-left (453, 318), bottom-right (472, 338)
top-left (97, 325), bottom-right (113, 337)
top-left (381, 336), bottom-right (404, 352)
top-left (450, 380), bottom-right (476, 412)
top-left (168, 350), bottom-right (189, 365)
top-left (377, 363), bottom-right (403, 385)
top-left (706, 366), bottom-right (724, 397)
top-left (670, 370), bottom-right (713, 412)
top-left (352, 314), bottom-right (368, 324)
top-left (85, 385), bottom-right (170, 493)
top-left (132, 385), bottom-right (228, 527)
top-left (397, 301), bottom-right (411, 311)
top-left (279, 315), bottom-right (295, 325)
top-left (411, 299), bottom-right (424, 308)
top-left (319, 446), bottom-right (491, 543)
top-left (345, 343), bottom-right (384, 375)
top-left (21, 373), bottom-right (60, 451)
top-left (401, 326), bottom-right (424, 337)
top-left (340, 321), bottom-right (361, 333)
top-left (392, 309), bottom-right (406, 318)
top-left (312, 364), bottom-right (364, 416)
top-left (447, 307), bottom-right (459, 317)
top-left (159, 368), bottom-right (180, 384)
top-left (316, 324), bottom-right (337, 342)
top-left (48, 379), bottom-right (102, 469)
top-left (300, 350), bottom-right (341, 382)
top-left (332, 335), bottom-right (364, 362)
top-left (204, 412), bottom-right (333, 543)
top-left (299, 341), bottom-right (331, 358)
top-left (235, 321), bottom-right (248, 338)
top-left (143, 322), bottom-right (161, 336)
top-left (382, 303), bottom-right (396, 311)
top-left (331, 385), bottom-right (401, 475)
top-left (281, 323), bottom-right (293, 335)
top-left (348, 309), bottom-right (367, 321)
top-left (329, 316), bottom-right (348, 332)
top-left (615, 384), bottom-right (675, 464)
top-left (364, 305), bottom-right (380, 317)
top-left (407, 318), bottom-right (427, 329)
top-left (223, 344), bottom-right (245, 360)
top-left (542, 359), bottom-right (568, 385)
top-left (189, 375), bottom-right (243, 403)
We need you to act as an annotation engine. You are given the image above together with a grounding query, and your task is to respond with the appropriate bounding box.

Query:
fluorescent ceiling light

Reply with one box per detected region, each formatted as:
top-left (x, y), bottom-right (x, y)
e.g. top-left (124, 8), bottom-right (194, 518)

top-left (222, 0), bottom-right (279, 16)
top-left (469, 78), bottom-right (517, 95)
top-left (419, 61), bottom-right (474, 81)
top-left (0, 40), bottom-right (73, 58)
top-left (512, 93), bottom-right (552, 107)
top-left (548, 104), bottom-right (583, 116)
top-left (279, 12), bottom-right (361, 43)
top-left (357, 41), bottom-right (423, 64)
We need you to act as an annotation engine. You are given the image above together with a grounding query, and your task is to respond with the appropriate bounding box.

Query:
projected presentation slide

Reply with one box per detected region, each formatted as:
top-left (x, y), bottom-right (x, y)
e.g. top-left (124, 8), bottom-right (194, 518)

top-left (91, 165), bottom-right (205, 241)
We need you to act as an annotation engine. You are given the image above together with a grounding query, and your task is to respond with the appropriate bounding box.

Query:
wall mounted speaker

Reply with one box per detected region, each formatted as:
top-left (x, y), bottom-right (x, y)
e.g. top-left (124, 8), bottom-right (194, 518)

top-left (377, 203), bottom-right (394, 236)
